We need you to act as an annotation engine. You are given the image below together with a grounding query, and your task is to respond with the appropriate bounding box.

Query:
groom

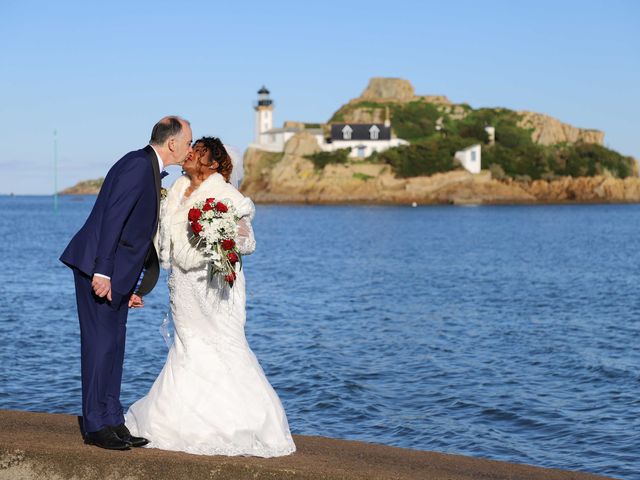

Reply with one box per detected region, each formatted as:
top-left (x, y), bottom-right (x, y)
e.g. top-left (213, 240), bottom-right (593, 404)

top-left (60, 116), bottom-right (193, 450)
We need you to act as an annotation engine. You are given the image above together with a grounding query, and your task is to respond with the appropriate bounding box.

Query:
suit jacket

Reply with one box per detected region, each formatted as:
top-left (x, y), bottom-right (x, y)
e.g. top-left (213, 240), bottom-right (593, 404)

top-left (60, 145), bottom-right (161, 306)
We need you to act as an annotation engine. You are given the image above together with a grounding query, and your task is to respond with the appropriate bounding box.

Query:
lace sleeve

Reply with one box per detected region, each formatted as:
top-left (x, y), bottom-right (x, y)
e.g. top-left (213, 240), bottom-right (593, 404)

top-left (236, 197), bottom-right (256, 221)
top-left (237, 217), bottom-right (256, 255)
top-left (170, 217), bottom-right (208, 271)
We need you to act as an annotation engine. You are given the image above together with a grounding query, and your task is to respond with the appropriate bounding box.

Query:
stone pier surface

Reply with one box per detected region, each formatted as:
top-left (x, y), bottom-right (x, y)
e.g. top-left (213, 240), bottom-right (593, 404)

top-left (0, 410), bottom-right (613, 480)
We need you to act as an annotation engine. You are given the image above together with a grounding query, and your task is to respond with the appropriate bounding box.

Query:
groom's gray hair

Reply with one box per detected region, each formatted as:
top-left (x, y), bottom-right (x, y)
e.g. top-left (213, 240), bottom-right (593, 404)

top-left (150, 116), bottom-right (190, 146)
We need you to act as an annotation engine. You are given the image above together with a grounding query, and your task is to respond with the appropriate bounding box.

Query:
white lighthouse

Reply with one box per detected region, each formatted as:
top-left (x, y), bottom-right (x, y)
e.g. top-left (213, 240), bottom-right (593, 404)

top-left (254, 86), bottom-right (273, 143)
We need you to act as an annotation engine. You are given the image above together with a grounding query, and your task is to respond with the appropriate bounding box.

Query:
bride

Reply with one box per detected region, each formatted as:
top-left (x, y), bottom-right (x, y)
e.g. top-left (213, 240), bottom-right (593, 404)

top-left (125, 137), bottom-right (296, 457)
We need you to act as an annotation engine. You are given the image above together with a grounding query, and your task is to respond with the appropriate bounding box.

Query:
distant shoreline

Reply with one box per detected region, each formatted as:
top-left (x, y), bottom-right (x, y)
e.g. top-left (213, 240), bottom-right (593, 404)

top-left (4, 193), bottom-right (640, 207)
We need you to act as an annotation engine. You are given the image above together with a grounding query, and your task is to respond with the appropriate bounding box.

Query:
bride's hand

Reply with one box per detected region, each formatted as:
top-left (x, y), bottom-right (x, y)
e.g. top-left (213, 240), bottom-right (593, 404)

top-left (129, 294), bottom-right (145, 309)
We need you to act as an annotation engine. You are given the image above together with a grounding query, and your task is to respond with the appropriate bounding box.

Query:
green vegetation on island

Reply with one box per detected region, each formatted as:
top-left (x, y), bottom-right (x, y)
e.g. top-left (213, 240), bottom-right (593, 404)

top-left (305, 148), bottom-right (350, 170)
top-left (328, 99), bottom-right (636, 180)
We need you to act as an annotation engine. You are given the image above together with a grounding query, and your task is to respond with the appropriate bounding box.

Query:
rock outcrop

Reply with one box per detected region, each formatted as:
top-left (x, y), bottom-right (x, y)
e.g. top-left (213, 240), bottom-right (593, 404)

top-left (360, 77), bottom-right (416, 102)
top-left (242, 131), bottom-right (320, 202)
top-left (358, 77), bottom-right (452, 105)
top-left (241, 133), bottom-right (640, 205)
top-left (334, 105), bottom-right (389, 124)
top-left (521, 175), bottom-right (640, 202)
top-left (517, 111), bottom-right (605, 146)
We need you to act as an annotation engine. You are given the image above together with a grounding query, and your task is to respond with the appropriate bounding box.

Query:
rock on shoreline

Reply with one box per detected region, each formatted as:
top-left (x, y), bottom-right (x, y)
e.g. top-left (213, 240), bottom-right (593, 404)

top-left (59, 178), bottom-right (104, 195)
top-left (0, 409), bottom-right (612, 480)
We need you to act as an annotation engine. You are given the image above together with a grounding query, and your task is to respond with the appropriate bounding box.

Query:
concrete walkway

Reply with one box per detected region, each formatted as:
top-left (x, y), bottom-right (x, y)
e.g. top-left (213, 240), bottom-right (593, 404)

top-left (0, 410), bottom-right (613, 480)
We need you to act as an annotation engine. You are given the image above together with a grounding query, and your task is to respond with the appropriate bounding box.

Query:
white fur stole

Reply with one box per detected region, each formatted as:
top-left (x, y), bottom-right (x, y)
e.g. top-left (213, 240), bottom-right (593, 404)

top-left (155, 173), bottom-right (255, 271)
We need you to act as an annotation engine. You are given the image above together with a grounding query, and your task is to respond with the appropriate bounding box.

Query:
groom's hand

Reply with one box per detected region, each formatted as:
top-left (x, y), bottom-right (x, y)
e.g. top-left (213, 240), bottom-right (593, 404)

top-left (92, 275), bottom-right (112, 301)
top-left (128, 294), bottom-right (144, 309)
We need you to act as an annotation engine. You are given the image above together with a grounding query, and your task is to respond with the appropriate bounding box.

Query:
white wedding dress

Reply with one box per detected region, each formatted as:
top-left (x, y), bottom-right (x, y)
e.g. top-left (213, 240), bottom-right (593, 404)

top-left (125, 172), bottom-right (296, 457)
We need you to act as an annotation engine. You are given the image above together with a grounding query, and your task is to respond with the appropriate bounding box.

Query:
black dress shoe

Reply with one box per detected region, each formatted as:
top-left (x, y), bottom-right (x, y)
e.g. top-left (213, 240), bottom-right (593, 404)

top-left (84, 427), bottom-right (131, 450)
top-left (111, 423), bottom-right (149, 448)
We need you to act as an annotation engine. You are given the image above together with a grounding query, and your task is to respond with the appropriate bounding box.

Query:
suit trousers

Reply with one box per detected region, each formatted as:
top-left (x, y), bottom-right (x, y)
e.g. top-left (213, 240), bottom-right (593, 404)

top-left (73, 269), bottom-right (129, 434)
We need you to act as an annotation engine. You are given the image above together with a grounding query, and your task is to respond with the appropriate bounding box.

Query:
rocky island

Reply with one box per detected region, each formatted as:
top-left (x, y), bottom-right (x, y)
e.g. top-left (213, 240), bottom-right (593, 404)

top-left (241, 78), bottom-right (640, 205)
top-left (59, 178), bottom-right (104, 195)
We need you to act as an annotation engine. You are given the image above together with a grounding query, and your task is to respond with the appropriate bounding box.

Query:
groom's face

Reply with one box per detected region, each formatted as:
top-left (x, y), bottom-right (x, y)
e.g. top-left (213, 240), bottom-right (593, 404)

top-left (175, 123), bottom-right (193, 165)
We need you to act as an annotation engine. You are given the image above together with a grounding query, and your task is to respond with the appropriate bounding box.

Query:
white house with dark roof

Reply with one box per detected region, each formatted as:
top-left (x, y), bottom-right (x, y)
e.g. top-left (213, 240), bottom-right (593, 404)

top-left (324, 122), bottom-right (408, 158)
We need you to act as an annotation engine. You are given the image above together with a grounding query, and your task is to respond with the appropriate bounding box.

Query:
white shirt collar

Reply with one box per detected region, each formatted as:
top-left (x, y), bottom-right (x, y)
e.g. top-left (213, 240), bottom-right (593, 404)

top-left (149, 145), bottom-right (164, 172)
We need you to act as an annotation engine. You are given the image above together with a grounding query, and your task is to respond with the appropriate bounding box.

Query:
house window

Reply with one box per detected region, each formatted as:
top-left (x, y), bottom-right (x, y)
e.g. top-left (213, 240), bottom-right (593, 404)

top-left (369, 125), bottom-right (380, 140)
top-left (357, 146), bottom-right (366, 158)
top-left (470, 150), bottom-right (477, 162)
top-left (342, 125), bottom-right (353, 140)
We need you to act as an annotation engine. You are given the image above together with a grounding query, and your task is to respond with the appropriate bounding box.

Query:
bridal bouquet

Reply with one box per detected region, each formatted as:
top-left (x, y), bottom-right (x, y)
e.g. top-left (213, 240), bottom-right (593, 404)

top-left (187, 197), bottom-right (242, 287)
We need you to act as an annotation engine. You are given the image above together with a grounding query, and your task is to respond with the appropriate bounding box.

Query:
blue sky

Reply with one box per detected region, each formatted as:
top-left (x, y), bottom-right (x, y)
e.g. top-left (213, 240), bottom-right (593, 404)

top-left (1, 0), bottom-right (638, 194)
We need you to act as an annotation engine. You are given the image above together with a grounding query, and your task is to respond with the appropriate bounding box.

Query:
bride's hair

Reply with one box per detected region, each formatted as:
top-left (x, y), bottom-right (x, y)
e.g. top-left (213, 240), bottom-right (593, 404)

top-left (195, 136), bottom-right (233, 182)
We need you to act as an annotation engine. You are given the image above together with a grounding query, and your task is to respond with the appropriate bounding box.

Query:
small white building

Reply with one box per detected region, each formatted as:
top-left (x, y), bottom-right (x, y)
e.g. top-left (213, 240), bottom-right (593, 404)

top-left (484, 125), bottom-right (495, 145)
top-left (454, 144), bottom-right (482, 174)
top-left (257, 126), bottom-right (300, 152)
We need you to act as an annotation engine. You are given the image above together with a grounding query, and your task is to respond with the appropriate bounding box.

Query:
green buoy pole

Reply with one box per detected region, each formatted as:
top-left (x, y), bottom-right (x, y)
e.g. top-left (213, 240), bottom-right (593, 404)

top-left (53, 129), bottom-right (58, 212)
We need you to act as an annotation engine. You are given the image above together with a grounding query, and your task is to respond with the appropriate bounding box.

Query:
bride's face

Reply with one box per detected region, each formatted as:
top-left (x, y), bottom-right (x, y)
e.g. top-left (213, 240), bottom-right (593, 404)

top-left (183, 142), bottom-right (215, 179)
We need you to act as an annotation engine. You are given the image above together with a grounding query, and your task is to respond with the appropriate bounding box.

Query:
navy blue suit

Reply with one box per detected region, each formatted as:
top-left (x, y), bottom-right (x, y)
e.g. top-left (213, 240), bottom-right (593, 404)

top-left (60, 145), bottom-right (160, 433)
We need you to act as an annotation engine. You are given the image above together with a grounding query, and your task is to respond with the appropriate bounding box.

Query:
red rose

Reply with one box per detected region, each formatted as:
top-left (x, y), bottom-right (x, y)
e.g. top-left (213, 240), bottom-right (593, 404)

top-left (215, 202), bottom-right (228, 213)
top-left (228, 252), bottom-right (239, 264)
top-left (202, 202), bottom-right (213, 212)
top-left (221, 239), bottom-right (235, 250)
top-left (191, 221), bottom-right (203, 235)
top-left (206, 197), bottom-right (215, 204)
top-left (225, 271), bottom-right (236, 285)
top-left (188, 208), bottom-right (201, 222)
